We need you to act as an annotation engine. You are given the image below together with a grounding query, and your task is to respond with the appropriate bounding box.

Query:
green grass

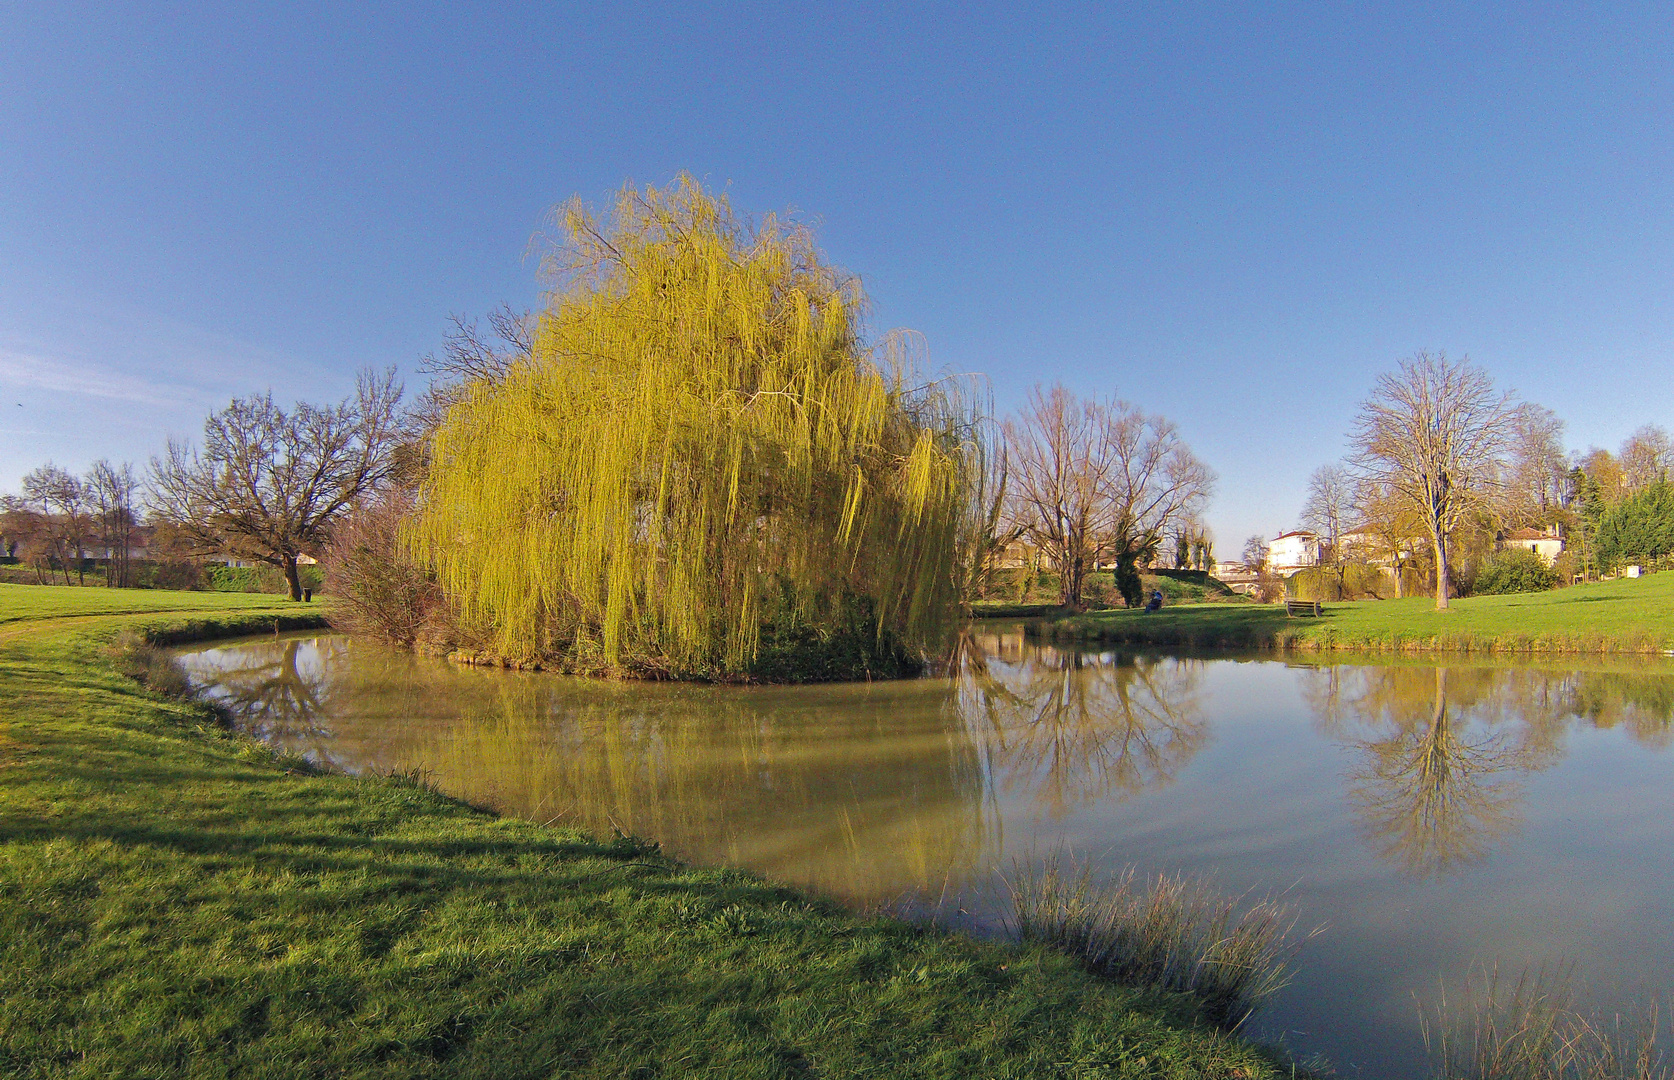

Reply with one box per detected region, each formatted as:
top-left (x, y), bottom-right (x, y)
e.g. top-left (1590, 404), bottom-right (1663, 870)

top-left (1031, 574), bottom-right (1674, 654)
top-left (0, 582), bottom-right (320, 629)
top-left (0, 587), bottom-right (1293, 1078)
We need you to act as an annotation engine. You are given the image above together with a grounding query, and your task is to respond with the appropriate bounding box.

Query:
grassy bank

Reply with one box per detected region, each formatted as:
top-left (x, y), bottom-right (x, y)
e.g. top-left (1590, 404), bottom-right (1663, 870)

top-left (1026, 574), bottom-right (1674, 654)
top-left (0, 584), bottom-right (1291, 1078)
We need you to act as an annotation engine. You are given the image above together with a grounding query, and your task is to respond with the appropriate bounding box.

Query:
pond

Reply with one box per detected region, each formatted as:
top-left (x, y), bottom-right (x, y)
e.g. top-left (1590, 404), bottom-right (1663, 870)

top-left (177, 628), bottom-right (1674, 1078)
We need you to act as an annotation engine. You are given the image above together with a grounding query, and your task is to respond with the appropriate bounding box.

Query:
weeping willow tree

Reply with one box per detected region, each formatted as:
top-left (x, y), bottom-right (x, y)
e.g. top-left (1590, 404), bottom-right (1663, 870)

top-left (409, 177), bottom-right (986, 677)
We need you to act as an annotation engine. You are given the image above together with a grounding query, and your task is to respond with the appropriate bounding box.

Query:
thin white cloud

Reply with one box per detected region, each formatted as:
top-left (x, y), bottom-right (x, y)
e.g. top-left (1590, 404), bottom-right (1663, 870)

top-left (0, 347), bottom-right (201, 409)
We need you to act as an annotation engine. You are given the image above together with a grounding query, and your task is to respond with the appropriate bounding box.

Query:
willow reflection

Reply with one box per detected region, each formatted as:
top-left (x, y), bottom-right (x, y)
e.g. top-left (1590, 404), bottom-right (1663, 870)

top-left (188, 641), bottom-right (994, 903)
top-left (952, 630), bottom-right (1210, 817)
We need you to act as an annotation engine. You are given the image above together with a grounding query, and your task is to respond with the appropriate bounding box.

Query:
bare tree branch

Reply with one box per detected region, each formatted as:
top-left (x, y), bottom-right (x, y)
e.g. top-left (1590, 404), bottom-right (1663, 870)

top-left (149, 368), bottom-right (404, 600)
top-left (1349, 353), bottom-right (1515, 609)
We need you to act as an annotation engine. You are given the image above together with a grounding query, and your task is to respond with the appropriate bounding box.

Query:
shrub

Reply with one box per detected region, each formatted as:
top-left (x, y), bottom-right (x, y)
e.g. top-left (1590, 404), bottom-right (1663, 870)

top-left (139, 559), bottom-right (205, 591)
top-left (1288, 563), bottom-right (1392, 601)
top-left (1472, 548), bottom-right (1561, 595)
top-left (322, 489), bottom-right (447, 649)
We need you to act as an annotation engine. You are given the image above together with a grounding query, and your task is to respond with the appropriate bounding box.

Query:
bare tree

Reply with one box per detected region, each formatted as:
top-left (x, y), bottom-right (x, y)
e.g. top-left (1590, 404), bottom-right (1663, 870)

top-left (1005, 385), bottom-right (1213, 608)
top-left (1104, 403), bottom-right (1215, 606)
top-left (1005, 386), bottom-right (1122, 608)
top-left (1350, 353), bottom-right (1515, 609)
top-left (151, 370), bottom-right (403, 600)
top-left (22, 463), bottom-right (90, 585)
top-left (1241, 534), bottom-right (1268, 575)
top-left (1301, 463), bottom-right (1354, 596)
top-left (1619, 424), bottom-right (1673, 496)
top-left (86, 460), bottom-right (139, 588)
top-left (0, 494), bottom-right (44, 576)
top-left (1500, 403), bottom-right (1568, 529)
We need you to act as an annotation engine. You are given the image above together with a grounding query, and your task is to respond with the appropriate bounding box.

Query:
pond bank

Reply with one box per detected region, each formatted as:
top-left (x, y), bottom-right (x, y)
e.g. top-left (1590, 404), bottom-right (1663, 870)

top-left (0, 585), bottom-right (1294, 1078)
top-left (1019, 574), bottom-right (1674, 654)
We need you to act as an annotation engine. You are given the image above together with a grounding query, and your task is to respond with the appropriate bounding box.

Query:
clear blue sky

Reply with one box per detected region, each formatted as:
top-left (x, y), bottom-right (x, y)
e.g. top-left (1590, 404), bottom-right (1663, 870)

top-left (3, 2), bottom-right (1671, 548)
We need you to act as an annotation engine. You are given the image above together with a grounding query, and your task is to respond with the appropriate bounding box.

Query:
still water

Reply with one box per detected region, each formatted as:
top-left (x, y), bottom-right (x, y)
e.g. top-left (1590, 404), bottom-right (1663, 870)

top-left (177, 628), bottom-right (1674, 1077)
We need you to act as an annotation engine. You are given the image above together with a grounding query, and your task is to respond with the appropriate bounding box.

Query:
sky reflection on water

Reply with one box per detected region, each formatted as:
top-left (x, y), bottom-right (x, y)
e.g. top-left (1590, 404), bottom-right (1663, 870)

top-left (179, 629), bottom-right (1674, 1078)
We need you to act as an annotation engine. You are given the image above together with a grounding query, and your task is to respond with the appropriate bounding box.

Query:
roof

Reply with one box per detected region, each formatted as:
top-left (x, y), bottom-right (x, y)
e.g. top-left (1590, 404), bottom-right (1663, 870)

top-left (1272, 530), bottom-right (1318, 541)
top-left (1504, 527), bottom-right (1556, 541)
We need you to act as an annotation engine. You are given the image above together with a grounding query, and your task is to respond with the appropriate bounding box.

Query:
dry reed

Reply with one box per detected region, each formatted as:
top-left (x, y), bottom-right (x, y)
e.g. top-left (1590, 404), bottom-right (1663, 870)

top-left (1423, 967), bottom-right (1669, 1080)
top-left (1003, 849), bottom-right (1310, 1028)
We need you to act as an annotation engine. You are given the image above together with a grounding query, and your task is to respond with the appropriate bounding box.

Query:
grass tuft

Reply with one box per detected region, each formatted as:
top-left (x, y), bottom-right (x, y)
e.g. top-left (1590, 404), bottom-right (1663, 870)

top-left (108, 629), bottom-right (194, 698)
top-left (1424, 966), bottom-right (1670, 1080)
top-left (1004, 849), bottom-right (1310, 1029)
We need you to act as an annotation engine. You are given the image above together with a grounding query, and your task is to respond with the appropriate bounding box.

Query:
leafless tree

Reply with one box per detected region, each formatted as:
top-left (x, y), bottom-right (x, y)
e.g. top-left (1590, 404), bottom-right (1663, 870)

top-left (1005, 386), bottom-right (1122, 607)
top-left (410, 305), bottom-right (533, 436)
top-left (1302, 463), bottom-right (1354, 596)
top-left (86, 460), bottom-right (139, 588)
top-left (1350, 353), bottom-right (1515, 609)
top-left (0, 494), bottom-right (43, 574)
top-left (22, 463), bottom-right (90, 585)
top-left (1241, 535), bottom-right (1268, 575)
top-left (1499, 403), bottom-right (1568, 529)
top-left (151, 369), bottom-right (403, 600)
top-left (1619, 423), bottom-right (1673, 496)
top-left (1005, 385), bottom-right (1212, 608)
top-left (1104, 401), bottom-right (1214, 605)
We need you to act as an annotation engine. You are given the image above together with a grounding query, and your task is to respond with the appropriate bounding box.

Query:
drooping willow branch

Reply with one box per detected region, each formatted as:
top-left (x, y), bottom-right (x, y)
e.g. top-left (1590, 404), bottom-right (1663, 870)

top-left (408, 176), bottom-right (988, 673)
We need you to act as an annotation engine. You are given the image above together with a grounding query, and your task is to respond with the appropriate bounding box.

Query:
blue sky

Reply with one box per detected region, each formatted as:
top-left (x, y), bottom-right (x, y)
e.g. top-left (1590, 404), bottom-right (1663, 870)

top-left (2, 2), bottom-right (1670, 548)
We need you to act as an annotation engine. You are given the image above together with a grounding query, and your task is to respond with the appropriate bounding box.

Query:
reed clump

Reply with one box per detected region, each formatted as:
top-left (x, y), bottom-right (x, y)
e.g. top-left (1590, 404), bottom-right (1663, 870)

top-left (1004, 851), bottom-right (1307, 1028)
top-left (107, 629), bottom-right (193, 698)
top-left (1424, 968), bottom-right (1669, 1080)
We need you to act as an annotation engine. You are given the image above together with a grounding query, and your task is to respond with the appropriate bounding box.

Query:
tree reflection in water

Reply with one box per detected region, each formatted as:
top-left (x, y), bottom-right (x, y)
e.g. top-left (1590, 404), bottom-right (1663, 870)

top-left (181, 630), bottom-right (1217, 904)
top-left (192, 636), bottom-right (349, 766)
top-left (951, 627), bottom-right (1210, 817)
top-left (1305, 665), bottom-right (1573, 876)
top-left (184, 634), bottom-right (1674, 902)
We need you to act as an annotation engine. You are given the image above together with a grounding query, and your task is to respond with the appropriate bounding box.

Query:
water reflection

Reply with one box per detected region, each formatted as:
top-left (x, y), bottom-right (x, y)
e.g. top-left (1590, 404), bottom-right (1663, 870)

top-left (178, 633), bottom-right (1674, 1079)
top-left (201, 636), bottom-right (347, 762)
top-left (179, 629), bottom-right (1210, 900)
top-left (953, 628), bottom-right (1208, 817)
top-left (1300, 662), bottom-right (1674, 876)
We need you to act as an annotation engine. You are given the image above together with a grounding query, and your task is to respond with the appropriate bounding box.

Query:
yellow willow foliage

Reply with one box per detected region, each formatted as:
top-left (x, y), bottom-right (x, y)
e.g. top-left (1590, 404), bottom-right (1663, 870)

top-left (408, 178), bottom-right (982, 674)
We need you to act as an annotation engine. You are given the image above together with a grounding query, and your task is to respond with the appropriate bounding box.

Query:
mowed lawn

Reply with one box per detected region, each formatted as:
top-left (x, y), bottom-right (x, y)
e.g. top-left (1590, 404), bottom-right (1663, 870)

top-left (1035, 573), bottom-right (1674, 653)
top-left (0, 582), bottom-right (303, 629)
top-left (0, 586), bottom-right (1290, 1079)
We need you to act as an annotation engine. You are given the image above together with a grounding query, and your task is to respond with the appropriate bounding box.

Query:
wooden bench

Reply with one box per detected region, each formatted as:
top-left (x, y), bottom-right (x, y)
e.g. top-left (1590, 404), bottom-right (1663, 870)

top-left (1284, 598), bottom-right (1322, 617)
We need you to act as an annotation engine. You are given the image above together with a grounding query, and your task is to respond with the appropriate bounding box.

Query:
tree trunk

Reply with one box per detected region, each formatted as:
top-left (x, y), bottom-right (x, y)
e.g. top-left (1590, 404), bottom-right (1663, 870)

top-left (1433, 533), bottom-right (1451, 610)
top-left (1060, 553), bottom-right (1084, 609)
top-left (282, 553), bottom-right (303, 601)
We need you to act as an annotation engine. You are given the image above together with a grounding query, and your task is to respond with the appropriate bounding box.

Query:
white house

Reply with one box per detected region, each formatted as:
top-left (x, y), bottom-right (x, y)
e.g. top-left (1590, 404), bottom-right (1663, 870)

top-left (1268, 530), bottom-right (1322, 574)
top-left (1498, 527), bottom-right (1565, 565)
